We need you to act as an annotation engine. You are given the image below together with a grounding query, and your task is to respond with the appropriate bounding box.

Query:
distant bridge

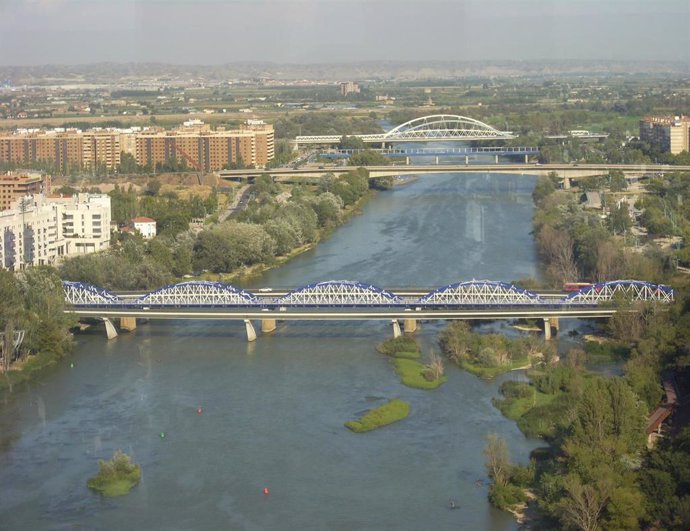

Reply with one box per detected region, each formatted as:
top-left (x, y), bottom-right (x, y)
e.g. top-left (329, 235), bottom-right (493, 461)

top-left (64, 279), bottom-right (673, 342)
top-left (295, 114), bottom-right (515, 146)
top-left (319, 146), bottom-right (540, 160)
top-left (218, 163), bottom-right (689, 188)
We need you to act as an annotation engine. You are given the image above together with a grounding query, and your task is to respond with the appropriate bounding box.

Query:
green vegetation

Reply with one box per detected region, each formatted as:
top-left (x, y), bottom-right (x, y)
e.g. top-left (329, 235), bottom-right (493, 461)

top-left (345, 399), bottom-right (410, 433)
top-left (87, 450), bottom-right (141, 497)
top-left (439, 321), bottom-right (551, 379)
top-left (376, 337), bottom-right (446, 389)
top-left (1, 268), bottom-right (75, 392)
top-left (60, 168), bottom-right (378, 290)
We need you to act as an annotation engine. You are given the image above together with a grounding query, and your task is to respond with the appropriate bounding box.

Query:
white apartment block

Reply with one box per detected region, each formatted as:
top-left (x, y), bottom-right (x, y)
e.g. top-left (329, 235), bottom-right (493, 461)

top-left (0, 193), bottom-right (111, 271)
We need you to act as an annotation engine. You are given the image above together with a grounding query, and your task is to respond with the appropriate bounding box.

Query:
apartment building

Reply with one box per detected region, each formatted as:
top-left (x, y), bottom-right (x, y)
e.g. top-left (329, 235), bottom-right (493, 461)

top-left (640, 115), bottom-right (690, 155)
top-left (0, 120), bottom-right (275, 173)
top-left (0, 171), bottom-right (51, 211)
top-left (0, 193), bottom-right (111, 271)
top-left (50, 193), bottom-right (112, 255)
top-left (135, 120), bottom-right (274, 170)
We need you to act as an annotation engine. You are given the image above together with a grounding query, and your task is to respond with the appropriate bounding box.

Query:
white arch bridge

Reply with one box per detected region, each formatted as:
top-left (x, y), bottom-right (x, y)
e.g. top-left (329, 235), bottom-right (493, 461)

top-left (294, 114), bottom-right (515, 146)
top-left (63, 279), bottom-right (674, 342)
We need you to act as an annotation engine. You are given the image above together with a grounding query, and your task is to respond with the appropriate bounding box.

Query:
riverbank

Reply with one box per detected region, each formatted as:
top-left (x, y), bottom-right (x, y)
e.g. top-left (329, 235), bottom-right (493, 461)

top-left (1, 350), bottom-right (68, 393)
top-left (216, 190), bottom-right (376, 285)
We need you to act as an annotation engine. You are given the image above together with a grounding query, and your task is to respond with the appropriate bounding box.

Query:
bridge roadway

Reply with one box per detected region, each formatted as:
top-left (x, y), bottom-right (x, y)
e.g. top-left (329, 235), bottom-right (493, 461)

top-left (218, 163), bottom-right (690, 182)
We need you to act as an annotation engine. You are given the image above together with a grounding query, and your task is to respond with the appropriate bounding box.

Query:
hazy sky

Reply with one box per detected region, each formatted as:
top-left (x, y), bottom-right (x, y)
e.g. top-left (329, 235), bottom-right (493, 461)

top-left (1, 0), bottom-right (688, 65)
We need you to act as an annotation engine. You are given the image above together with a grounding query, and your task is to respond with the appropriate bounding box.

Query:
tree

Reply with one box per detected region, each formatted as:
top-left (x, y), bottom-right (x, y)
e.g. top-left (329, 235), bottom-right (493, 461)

top-left (558, 474), bottom-right (612, 531)
top-left (608, 170), bottom-right (627, 192)
top-left (607, 203), bottom-right (632, 235)
top-left (484, 433), bottom-right (511, 487)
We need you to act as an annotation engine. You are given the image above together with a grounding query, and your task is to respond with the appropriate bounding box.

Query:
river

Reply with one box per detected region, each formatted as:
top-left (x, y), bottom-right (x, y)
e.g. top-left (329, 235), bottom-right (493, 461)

top-left (1, 172), bottom-right (545, 530)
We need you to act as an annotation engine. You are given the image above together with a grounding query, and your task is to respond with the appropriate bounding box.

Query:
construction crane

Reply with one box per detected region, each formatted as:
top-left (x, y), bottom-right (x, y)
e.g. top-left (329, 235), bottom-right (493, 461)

top-left (173, 143), bottom-right (204, 185)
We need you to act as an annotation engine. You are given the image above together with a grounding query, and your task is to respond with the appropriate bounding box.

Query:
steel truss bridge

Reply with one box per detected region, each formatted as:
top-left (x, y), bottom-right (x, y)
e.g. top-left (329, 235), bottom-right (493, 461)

top-left (295, 114), bottom-right (515, 146)
top-left (64, 279), bottom-right (673, 312)
top-left (319, 146), bottom-right (540, 159)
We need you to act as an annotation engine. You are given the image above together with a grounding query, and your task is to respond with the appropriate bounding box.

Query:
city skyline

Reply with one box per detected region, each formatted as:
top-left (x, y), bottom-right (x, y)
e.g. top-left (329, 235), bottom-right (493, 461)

top-left (1, 0), bottom-right (689, 66)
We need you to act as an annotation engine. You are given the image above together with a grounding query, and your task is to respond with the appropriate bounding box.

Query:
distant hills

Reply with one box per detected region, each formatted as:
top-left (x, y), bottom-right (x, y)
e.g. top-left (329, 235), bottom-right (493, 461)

top-left (0, 60), bottom-right (687, 85)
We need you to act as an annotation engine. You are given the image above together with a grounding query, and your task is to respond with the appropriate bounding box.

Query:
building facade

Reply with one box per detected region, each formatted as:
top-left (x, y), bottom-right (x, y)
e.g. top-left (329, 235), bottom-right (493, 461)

top-left (640, 115), bottom-right (690, 155)
top-left (135, 121), bottom-right (274, 171)
top-left (0, 121), bottom-right (275, 173)
top-left (0, 193), bottom-right (111, 271)
top-left (130, 216), bottom-right (157, 239)
top-left (0, 171), bottom-right (51, 211)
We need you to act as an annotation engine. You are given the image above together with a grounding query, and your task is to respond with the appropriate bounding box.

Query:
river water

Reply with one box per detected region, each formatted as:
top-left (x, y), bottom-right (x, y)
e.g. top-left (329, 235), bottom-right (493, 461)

top-left (1, 172), bottom-right (545, 530)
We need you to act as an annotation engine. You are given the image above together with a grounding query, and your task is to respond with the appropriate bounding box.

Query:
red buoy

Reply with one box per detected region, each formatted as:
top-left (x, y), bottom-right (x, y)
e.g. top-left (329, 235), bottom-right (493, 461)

top-left (263, 487), bottom-right (269, 495)
top-left (197, 407), bottom-right (203, 415)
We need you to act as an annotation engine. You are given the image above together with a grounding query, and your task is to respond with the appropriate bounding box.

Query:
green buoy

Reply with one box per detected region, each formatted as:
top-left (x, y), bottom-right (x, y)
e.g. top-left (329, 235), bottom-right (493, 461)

top-left (160, 432), bottom-right (166, 439)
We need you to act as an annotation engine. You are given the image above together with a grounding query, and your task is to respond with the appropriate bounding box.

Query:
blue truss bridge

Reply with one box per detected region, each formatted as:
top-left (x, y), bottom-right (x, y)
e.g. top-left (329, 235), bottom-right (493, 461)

top-left (63, 280), bottom-right (674, 342)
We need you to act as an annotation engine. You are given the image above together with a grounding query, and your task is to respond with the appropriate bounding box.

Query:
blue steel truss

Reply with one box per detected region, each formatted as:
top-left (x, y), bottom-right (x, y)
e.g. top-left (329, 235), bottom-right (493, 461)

top-left (62, 279), bottom-right (674, 309)
top-left (417, 280), bottom-right (543, 306)
top-left (275, 280), bottom-right (403, 307)
top-left (135, 281), bottom-right (258, 307)
top-left (63, 281), bottom-right (123, 306)
top-left (562, 280), bottom-right (674, 304)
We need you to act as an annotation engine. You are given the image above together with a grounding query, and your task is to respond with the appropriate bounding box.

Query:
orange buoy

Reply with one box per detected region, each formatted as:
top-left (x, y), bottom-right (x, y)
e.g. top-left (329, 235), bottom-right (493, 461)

top-left (263, 487), bottom-right (269, 495)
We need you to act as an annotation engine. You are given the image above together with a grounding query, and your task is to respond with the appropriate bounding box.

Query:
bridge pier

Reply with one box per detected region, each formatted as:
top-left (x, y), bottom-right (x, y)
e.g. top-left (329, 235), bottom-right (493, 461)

top-left (103, 318), bottom-right (118, 340)
top-left (403, 319), bottom-right (417, 334)
top-left (465, 155), bottom-right (469, 165)
top-left (244, 319), bottom-right (257, 342)
top-left (495, 155), bottom-right (499, 164)
top-left (119, 316), bottom-right (137, 332)
top-left (391, 320), bottom-right (401, 338)
top-left (405, 156), bottom-right (410, 165)
top-left (543, 318), bottom-right (551, 340)
top-left (563, 176), bottom-right (571, 190)
top-left (542, 317), bottom-right (560, 340)
top-left (524, 154), bottom-right (528, 163)
top-left (261, 319), bottom-right (277, 333)
top-left (435, 156), bottom-right (439, 165)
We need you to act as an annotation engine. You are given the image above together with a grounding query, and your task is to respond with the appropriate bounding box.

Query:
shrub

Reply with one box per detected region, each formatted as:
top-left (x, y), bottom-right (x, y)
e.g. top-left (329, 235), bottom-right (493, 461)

top-left (87, 450), bottom-right (141, 497)
top-left (345, 399), bottom-right (410, 433)
top-left (376, 336), bottom-right (419, 356)
top-left (393, 358), bottom-right (446, 390)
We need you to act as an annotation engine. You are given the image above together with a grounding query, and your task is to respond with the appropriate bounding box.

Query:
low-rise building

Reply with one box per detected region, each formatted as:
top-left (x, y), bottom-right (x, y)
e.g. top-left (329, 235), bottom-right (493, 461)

top-left (130, 216), bottom-right (157, 239)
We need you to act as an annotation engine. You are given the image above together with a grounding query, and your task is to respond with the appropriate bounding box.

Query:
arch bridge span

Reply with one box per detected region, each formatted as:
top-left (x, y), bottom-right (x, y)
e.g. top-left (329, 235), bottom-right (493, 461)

top-left (295, 114), bottom-right (515, 146)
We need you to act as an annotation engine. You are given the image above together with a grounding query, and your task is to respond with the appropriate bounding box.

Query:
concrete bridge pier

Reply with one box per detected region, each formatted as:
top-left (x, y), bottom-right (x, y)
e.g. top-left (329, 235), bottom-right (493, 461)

top-left (244, 319), bottom-right (257, 342)
top-left (391, 320), bottom-right (401, 338)
top-left (563, 176), bottom-right (571, 189)
top-left (435, 156), bottom-right (440, 165)
top-left (495, 155), bottom-right (499, 163)
top-left (524, 154), bottom-right (528, 163)
top-left (403, 319), bottom-right (417, 334)
top-left (405, 156), bottom-right (410, 165)
top-left (543, 317), bottom-right (560, 340)
top-left (465, 155), bottom-right (469, 165)
top-left (119, 316), bottom-right (137, 332)
top-left (102, 318), bottom-right (118, 340)
top-left (261, 319), bottom-right (277, 333)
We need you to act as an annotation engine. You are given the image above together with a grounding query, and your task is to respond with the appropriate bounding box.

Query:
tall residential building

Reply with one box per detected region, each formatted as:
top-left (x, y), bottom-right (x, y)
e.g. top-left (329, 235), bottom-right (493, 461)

top-left (640, 115), bottom-right (690, 155)
top-left (82, 130), bottom-right (121, 171)
top-left (340, 81), bottom-right (360, 96)
top-left (0, 130), bottom-right (84, 172)
top-left (0, 193), bottom-right (111, 271)
top-left (0, 171), bottom-right (51, 211)
top-left (135, 120), bottom-right (274, 170)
